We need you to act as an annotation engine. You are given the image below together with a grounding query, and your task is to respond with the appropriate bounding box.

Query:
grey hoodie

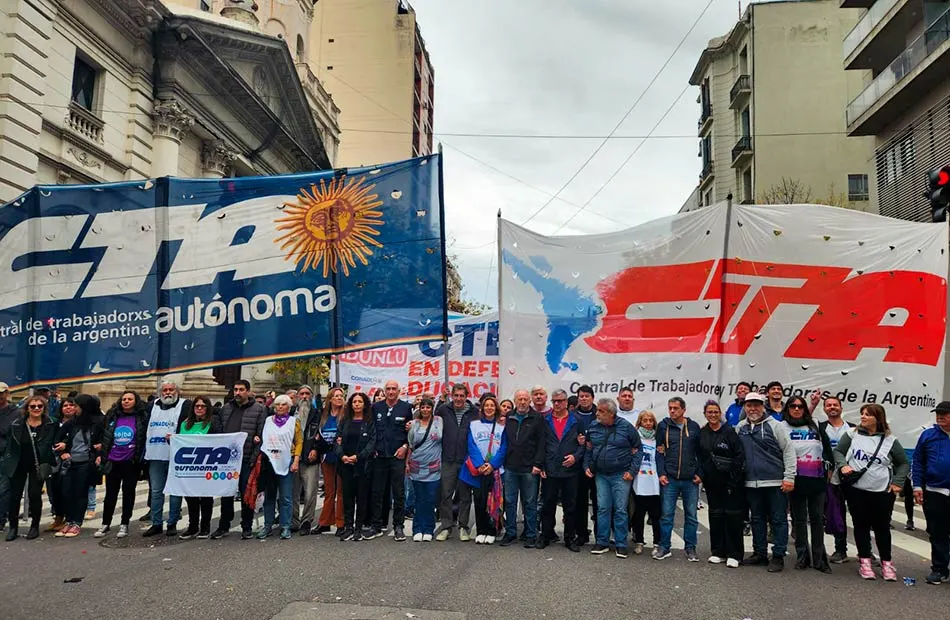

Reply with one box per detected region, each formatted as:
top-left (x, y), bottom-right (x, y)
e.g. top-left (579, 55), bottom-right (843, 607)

top-left (736, 414), bottom-right (796, 488)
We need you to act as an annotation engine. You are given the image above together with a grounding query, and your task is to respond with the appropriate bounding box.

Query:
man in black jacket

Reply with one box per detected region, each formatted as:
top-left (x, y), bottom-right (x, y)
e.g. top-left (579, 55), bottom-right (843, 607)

top-left (435, 383), bottom-right (477, 541)
top-left (539, 389), bottom-right (584, 552)
top-left (500, 389), bottom-right (545, 548)
top-left (211, 380), bottom-right (267, 540)
top-left (368, 380), bottom-right (413, 542)
top-left (0, 382), bottom-right (16, 530)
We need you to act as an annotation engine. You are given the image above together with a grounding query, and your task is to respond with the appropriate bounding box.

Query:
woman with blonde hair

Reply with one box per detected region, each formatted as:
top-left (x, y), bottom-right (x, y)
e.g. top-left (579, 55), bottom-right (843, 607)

top-left (834, 403), bottom-right (909, 581)
top-left (307, 386), bottom-right (346, 535)
top-left (630, 410), bottom-right (661, 555)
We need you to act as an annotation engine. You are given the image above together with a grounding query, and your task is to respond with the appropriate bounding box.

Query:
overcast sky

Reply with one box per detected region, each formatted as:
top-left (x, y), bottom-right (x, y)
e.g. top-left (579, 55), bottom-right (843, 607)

top-left (408, 0), bottom-right (753, 307)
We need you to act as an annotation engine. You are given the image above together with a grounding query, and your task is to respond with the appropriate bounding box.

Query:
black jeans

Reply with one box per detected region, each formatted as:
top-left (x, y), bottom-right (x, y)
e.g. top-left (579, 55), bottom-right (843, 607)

top-left (923, 490), bottom-right (950, 576)
top-left (62, 461), bottom-right (93, 525)
top-left (541, 474), bottom-right (578, 542)
top-left (845, 486), bottom-right (895, 561)
top-left (185, 497), bottom-right (214, 532)
top-left (340, 462), bottom-right (373, 530)
top-left (574, 472), bottom-right (598, 541)
top-left (218, 458), bottom-right (253, 532)
top-left (370, 457), bottom-right (405, 529)
top-left (706, 485), bottom-right (745, 561)
top-left (631, 493), bottom-right (661, 545)
top-left (8, 464), bottom-right (43, 529)
top-left (789, 485), bottom-right (828, 568)
top-left (903, 477), bottom-right (915, 521)
top-left (472, 476), bottom-right (496, 536)
top-left (102, 460), bottom-right (138, 527)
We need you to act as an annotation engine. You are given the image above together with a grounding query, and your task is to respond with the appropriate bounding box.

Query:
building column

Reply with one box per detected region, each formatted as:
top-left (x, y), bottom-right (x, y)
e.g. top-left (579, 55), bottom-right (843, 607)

top-left (0, 0), bottom-right (57, 201)
top-left (151, 99), bottom-right (195, 177)
top-left (200, 140), bottom-right (236, 178)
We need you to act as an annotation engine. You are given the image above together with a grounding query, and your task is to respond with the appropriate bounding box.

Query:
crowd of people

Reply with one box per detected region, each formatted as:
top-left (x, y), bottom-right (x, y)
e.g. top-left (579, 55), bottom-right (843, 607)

top-left (1, 378), bottom-right (949, 586)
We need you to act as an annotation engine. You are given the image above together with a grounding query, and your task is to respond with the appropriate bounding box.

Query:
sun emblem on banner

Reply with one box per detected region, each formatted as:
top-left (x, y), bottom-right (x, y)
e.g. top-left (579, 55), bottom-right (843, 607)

top-left (275, 176), bottom-right (385, 277)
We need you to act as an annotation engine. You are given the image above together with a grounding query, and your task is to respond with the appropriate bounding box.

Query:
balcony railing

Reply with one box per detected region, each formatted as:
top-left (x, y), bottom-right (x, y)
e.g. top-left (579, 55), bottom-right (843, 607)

top-left (732, 136), bottom-right (753, 164)
top-left (700, 159), bottom-right (714, 183)
top-left (698, 103), bottom-right (712, 133)
top-left (729, 75), bottom-right (751, 107)
top-left (65, 101), bottom-right (104, 144)
top-left (843, 0), bottom-right (900, 60)
top-left (847, 9), bottom-right (950, 125)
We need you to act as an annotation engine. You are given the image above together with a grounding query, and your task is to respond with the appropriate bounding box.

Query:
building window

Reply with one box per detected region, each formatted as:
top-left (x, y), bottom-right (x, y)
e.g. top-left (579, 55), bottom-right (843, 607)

top-left (199, 0), bottom-right (211, 11)
top-left (326, 66), bottom-right (333, 70)
top-left (71, 55), bottom-right (96, 111)
top-left (328, 38), bottom-right (335, 43)
top-left (296, 35), bottom-right (305, 62)
top-left (848, 174), bottom-right (869, 201)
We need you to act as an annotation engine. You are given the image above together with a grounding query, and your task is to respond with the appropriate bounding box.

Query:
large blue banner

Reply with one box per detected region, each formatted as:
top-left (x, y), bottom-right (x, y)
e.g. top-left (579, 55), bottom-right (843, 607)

top-left (0, 155), bottom-right (447, 389)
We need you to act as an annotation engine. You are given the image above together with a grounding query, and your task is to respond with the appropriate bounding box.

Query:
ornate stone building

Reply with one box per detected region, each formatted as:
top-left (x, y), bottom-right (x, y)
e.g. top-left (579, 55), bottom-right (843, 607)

top-left (0, 0), bottom-right (342, 400)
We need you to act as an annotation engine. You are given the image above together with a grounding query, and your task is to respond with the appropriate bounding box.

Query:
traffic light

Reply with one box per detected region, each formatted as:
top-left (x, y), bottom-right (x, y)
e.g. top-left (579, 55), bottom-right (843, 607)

top-left (927, 165), bottom-right (950, 223)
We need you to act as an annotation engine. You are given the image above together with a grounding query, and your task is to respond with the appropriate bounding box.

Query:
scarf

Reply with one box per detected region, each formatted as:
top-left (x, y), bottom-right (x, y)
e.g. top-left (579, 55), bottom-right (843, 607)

top-left (785, 415), bottom-right (810, 427)
top-left (638, 427), bottom-right (655, 440)
top-left (272, 413), bottom-right (291, 428)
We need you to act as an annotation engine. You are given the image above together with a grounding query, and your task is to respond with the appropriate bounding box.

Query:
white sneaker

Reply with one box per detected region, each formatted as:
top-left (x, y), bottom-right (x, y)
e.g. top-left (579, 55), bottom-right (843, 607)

top-left (708, 555), bottom-right (723, 564)
top-left (435, 529), bottom-right (450, 541)
top-left (412, 533), bottom-right (423, 542)
top-left (459, 528), bottom-right (471, 542)
top-left (422, 534), bottom-right (433, 542)
top-left (475, 534), bottom-right (486, 544)
top-left (726, 558), bottom-right (740, 568)
top-left (117, 524), bottom-right (129, 538)
top-left (94, 525), bottom-right (110, 538)
top-left (485, 535), bottom-right (495, 545)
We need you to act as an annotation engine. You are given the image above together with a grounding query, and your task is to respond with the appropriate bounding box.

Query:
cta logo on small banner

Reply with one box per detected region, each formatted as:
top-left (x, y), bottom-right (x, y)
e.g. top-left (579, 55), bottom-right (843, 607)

top-left (163, 432), bottom-right (247, 497)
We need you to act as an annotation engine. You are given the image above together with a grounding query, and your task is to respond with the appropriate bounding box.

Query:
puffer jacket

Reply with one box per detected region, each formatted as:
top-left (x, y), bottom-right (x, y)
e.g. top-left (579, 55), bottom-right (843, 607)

top-left (214, 398), bottom-right (267, 465)
top-left (0, 413), bottom-right (56, 477)
top-left (583, 417), bottom-right (643, 476)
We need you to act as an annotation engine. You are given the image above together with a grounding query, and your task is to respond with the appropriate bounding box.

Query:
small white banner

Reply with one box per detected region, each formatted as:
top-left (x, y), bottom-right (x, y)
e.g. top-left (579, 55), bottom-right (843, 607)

top-left (163, 432), bottom-right (247, 497)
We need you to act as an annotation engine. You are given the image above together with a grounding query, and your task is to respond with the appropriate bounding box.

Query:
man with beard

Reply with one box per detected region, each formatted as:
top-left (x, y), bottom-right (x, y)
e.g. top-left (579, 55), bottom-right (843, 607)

top-left (142, 380), bottom-right (191, 538)
top-left (436, 383), bottom-right (478, 541)
top-left (292, 385), bottom-right (318, 532)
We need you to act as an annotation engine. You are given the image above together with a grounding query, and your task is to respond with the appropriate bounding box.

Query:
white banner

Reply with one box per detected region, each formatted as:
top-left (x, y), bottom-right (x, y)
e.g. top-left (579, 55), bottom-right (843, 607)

top-left (499, 203), bottom-right (948, 447)
top-left (163, 432), bottom-right (247, 497)
top-left (331, 312), bottom-right (499, 398)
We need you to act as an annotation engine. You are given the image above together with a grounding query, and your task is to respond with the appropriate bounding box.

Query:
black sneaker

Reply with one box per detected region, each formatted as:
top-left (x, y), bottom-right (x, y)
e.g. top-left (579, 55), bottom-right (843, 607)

top-left (743, 523), bottom-right (751, 536)
top-left (178, 527), bottom-right (198, 540)
top-left (196, 529), bottom-right (211, 539)
top-left (905, 520), bottom-right (916, 531)
top-left (549, 533), bottom-right (561, 543)
top-left (743, 554), bottom-right (770, 566)
top-left (523, 537), bottom-right (537, 548)
top-left (341, 528), bottom-right (355, 541)
top-left (361, 526), bottom-right (376, 540)
top-left (313, 525), bottom-right (332, 535)
top-left (165, 525), bottom-right (178, 538)
top-left (925, 571), bottom-right (949, 585)
top-left (240, 529), bottom-right (253, 540)
top-left (499, 535), bottom-right (517, 547)
top-left (393, 526), bottom-right (406, 542)
top-left (829, 551), bottom-right (848, 564)
top-left (141, 525), bottom-right (162, 537)
top-left (210, 527), bottom-right (230, 540)
top-left (767, 556), bottom-right (785, 572)
top-left (590, 545), bottom-right (610, 555)
top-left (138, 512), bottom-right (151, 523)
top-left (616, 547), bottom-right (628, 559)
top-left (335, 527), bottom-right (346, 537)
top-left (535, 538), bottom-right (548, 550)
top-left (299, 521), bottom-right (312, 536)
top-left (566, 541), bottom-right (581, 553)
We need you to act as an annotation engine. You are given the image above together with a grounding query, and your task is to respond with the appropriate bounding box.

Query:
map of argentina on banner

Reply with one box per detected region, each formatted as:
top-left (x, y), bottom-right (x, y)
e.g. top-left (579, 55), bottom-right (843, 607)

top-left (331, 311), bottom-right (499, 397)
top-left (499, 204), bottom-right (948, 446)
top-left (0, 155), bottom-right (447, 389)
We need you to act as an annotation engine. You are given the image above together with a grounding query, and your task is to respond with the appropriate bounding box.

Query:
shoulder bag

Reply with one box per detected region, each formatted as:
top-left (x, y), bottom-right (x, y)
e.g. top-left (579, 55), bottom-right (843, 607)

top-left (27, 423), bottom-right (53, 480)
top-left (839, 435), bottom-right (885, 487)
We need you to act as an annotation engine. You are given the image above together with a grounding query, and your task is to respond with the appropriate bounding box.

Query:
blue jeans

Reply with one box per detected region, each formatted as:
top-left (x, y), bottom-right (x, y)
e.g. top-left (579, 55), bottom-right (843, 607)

top-left (405, 473), bottom-right (415, 512)
top-left (504, 471), bottom-right (539, 540)
top-left (747, 486), bottom-right (789, 558)
top-left (658, 478), bottom-right (700, 551)
top-left (87, 486), bottom-right (96, 512)
top-left (411, 480), bottom-right (438, 535)
top-left (264, 471), bottom-right (295, 529)
top-left (149, 461), bottom-right (181, 527)
top-left (595, 472), bottom-right (632, 549)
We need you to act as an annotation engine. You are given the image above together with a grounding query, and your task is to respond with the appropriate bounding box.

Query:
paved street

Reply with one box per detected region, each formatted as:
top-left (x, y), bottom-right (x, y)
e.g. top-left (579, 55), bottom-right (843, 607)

top-left (2, 487), bottom-right (949, 620)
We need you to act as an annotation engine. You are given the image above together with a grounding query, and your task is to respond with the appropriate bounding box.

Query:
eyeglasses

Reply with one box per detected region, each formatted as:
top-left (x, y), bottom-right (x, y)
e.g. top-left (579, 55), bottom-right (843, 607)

top-left (28, 404), bottom-right (44, 410)
top-left (552, 399), bottom-right (567, 403)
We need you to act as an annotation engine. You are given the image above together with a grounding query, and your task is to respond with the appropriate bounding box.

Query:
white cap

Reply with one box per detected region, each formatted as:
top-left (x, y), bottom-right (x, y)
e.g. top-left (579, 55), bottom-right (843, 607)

top-left (743, 392), bottom-right (765, 404)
